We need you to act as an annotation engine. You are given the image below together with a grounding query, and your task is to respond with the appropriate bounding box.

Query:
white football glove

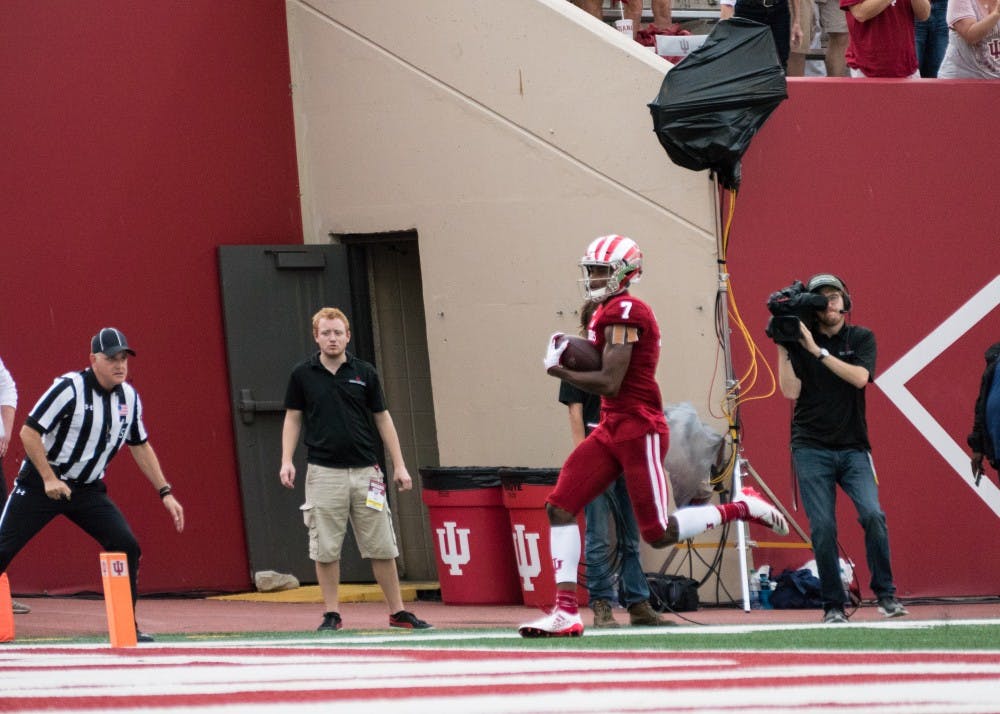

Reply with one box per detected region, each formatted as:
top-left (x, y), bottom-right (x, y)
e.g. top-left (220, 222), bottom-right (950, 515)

top-left (543, 332), bottom-right (568, 370)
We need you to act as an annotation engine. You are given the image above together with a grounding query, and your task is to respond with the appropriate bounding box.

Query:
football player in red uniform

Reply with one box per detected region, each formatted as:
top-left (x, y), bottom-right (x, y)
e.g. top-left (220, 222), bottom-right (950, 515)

top-left (520, 235), bottom-right (788, 637)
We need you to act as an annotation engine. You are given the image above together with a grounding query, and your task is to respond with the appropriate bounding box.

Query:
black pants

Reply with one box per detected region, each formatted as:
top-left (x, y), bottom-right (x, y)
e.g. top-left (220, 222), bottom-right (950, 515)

top-left (735, 0), bottom-right (791, 70)
top-left (0, 466), bottom-right (142, 605)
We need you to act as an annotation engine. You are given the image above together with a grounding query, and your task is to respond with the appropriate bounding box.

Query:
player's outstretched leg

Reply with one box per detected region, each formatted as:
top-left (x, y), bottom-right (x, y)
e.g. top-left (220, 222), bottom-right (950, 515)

top-left (735, 487), bottom-right (789, 536)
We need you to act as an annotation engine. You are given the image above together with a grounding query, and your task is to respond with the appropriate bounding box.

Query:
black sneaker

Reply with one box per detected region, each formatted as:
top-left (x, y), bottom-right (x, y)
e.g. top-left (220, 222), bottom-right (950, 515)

top-left (389, 610), bottom-right (433, 629)
top-left (822, 607), bottom-right (848, 624)
top-left (136, 630), bottom-right (155, 643)
top-left (317, 611), bottom-right (343, 631)
top-left (877, 596), bottom-right (909, 618)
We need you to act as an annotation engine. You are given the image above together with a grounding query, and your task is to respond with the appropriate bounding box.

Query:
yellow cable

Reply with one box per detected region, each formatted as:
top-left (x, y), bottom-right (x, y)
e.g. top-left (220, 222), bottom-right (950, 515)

top-left (712, 187), bottom-right (778, 473)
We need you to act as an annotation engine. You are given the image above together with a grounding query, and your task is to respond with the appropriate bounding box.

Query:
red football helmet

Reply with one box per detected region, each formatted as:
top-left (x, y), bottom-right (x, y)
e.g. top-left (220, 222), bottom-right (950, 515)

top-left (579, 234), bottom-right (643, 302)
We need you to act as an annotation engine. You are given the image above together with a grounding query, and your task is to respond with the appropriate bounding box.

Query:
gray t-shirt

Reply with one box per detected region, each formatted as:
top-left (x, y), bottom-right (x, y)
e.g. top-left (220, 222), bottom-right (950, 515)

top-left (937, 0), bottom-right (1000, 78)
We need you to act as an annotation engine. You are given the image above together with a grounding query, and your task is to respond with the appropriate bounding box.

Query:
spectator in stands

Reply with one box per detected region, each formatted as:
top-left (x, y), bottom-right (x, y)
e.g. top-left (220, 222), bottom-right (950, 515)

top-left (936, 0), bottom-right (1000, 77)
top-left (788, 0), bottom-right (850, 76)
top-left (572, 0), bottom-right (643, 30)
top-left (915, 0), bottom-right (950, 75)
top-left (840, 0), bottom-right (932, 77)
top-left (720, 0), bottom-right (804, 72)
top-left (635, 0), bottom-right (694, 63)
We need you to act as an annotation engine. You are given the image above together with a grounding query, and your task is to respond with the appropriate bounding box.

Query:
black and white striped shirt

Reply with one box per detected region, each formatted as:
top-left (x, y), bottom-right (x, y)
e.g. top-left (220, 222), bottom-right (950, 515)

top-left (21, 369), bottom-right (148, 484)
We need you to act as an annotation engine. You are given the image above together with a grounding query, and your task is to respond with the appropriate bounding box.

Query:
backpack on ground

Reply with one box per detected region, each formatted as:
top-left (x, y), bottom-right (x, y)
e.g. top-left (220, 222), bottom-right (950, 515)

top-left (771, 568), bottom-right (824, 609)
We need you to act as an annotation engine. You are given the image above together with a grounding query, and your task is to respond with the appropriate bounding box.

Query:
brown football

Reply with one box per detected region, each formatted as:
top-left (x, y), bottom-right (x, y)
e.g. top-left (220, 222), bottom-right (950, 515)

top-left (558, 335), bottom-right (602, 371)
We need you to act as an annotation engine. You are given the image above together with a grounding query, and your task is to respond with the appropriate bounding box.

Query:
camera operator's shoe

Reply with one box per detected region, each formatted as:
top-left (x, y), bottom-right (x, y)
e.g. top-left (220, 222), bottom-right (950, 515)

top-left (877, 596), bottom-right (909, 618)
top-left (518, 607), bottom-right (584, 638)
top-left (735, 487), bottom-right (789, 536)
top-left (591, 599), bottom-right (620, 628)
top-left (823, 607), bottom-right (848, 624)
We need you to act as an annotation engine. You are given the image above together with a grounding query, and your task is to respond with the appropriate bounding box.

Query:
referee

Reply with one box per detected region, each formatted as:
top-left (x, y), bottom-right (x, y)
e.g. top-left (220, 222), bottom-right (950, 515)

top-left (0, 328), bottom-right (184, 642)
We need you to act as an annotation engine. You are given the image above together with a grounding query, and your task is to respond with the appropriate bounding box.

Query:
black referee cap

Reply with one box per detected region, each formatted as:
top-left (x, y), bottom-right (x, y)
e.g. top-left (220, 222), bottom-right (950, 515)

top-left (91, 327), bottom-right (136, 357)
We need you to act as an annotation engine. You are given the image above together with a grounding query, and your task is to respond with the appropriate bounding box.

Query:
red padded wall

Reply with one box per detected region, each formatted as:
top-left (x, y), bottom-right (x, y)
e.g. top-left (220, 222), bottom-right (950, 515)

top-left (728, 79), bottom-right (999, 597)
top-left (1, 1), bottom-right (302, 594)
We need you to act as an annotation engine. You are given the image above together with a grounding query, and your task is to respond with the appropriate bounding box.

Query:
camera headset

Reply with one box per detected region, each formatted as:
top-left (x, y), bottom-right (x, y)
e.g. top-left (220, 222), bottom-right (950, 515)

top-left (806, 273), bottom-right (852, 313)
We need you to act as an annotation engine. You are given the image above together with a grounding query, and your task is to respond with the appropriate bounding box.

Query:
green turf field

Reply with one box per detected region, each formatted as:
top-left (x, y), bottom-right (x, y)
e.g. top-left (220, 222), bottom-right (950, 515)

top-left (15, 620), bottom-right (999, 651)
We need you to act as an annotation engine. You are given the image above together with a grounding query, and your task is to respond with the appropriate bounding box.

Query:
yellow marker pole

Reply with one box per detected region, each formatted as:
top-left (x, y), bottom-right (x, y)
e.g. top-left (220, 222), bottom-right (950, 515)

top-left (99, 552), bottom-right (137, 647)
top-left (0, 573), bottom-right (14, 642)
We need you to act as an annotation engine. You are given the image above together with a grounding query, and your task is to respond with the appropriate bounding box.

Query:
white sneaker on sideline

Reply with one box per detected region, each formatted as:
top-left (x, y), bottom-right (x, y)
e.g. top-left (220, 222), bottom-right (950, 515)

top-left (736, 487), bottom-right (789, 536)
top-left (12, 600), bottom-right (31, 615)
top-left (518, 607), bottom-right (584, 638)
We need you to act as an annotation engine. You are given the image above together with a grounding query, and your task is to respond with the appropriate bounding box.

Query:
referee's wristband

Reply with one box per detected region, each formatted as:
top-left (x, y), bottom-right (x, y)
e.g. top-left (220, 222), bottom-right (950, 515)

top-left (158, 484), bottom-right (173, 499)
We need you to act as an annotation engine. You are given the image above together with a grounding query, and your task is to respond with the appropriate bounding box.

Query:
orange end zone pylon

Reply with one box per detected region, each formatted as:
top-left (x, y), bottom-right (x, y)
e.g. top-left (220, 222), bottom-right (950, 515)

top-left (0, 573), bottom-right (14, 642)
top-left (100, 552), bottom-right (137, 647)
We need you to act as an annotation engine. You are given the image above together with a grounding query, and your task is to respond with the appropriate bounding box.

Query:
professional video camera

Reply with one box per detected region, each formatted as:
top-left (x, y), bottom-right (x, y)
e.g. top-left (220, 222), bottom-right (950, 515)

top-left (765, 280), bottom-right (829, 344)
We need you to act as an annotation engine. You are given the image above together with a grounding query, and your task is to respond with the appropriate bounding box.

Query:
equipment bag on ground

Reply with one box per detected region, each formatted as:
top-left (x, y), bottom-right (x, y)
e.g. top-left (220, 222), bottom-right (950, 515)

top-left (644, 573), bottom-right (700, 612)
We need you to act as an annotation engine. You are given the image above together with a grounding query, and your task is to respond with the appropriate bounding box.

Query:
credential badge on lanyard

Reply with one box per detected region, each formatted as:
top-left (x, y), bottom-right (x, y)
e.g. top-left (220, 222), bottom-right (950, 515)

top-left (366, 471), bottom-right (386, 511)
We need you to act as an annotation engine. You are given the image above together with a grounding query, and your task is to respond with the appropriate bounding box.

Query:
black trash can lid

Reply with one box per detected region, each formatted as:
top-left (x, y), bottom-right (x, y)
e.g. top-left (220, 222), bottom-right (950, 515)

top-left (419, 467), bottom-right (501, 490)
top-left (498, 466), bottom-right (560, 487)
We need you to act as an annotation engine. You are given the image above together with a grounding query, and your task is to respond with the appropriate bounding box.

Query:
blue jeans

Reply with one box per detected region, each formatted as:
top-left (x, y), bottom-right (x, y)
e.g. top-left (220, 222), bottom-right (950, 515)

top-left (584, 476), bottom-right (650, 605)
top-left (915, 0), bottom-right (948, 77)
top-left (792, 447), bottom-right (897, 609)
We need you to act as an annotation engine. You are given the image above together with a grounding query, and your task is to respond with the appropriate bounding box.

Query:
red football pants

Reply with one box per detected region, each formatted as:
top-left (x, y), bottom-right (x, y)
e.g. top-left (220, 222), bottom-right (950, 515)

top-left (547, 422), bottom-right (670, 544)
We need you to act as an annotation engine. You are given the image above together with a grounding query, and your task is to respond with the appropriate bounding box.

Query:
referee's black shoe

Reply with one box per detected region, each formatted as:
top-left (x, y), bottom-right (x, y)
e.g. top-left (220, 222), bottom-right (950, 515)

top-left (136, 630), bottom-right (155, 643)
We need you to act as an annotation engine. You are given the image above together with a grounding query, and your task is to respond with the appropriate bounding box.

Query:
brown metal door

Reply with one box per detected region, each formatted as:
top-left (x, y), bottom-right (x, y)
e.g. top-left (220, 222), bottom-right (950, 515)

top-left (217, 244), bottom-right (368, 583)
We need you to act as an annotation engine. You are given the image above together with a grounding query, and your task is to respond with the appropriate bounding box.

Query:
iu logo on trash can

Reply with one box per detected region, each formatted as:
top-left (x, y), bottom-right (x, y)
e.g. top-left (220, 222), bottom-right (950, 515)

top-left (436, 521), bottom-right (471, 575)
top-left (511, 523), bottom-right (542, 591)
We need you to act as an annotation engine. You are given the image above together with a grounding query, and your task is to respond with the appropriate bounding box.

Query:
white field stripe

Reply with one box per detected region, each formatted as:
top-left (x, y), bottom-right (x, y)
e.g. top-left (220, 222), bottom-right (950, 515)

top-left (3, 661), bottom-right (1000, 714)
top-left (2, 651), bottom-right (999, 701)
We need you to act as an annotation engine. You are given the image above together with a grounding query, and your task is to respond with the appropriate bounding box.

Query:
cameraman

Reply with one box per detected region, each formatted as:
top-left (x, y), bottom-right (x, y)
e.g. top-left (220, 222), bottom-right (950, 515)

top-left (774, 274), bottom-right (908, 625)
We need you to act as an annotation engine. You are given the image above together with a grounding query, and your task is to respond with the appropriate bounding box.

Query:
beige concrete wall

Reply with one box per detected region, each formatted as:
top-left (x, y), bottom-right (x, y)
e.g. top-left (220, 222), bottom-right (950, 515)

top-left (286, 0), bottom-right (724, 470)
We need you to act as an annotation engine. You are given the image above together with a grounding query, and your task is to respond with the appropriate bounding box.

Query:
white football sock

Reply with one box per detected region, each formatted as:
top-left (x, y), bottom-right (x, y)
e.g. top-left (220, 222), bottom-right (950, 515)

top-left (672, 505), bottom-right (722, 541)
top-left (550, 523), bottom-right (581, 585)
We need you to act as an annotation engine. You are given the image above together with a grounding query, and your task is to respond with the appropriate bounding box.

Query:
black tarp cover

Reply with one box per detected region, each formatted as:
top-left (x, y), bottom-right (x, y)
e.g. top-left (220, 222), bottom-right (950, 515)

top-left (648, 18), bottom-right (787, 190)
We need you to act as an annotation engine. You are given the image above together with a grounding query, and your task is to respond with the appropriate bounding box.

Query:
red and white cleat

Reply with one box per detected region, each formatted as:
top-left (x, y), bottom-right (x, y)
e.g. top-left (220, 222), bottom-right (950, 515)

top-left (736, 487), bottom-right (789, 536)
top-left (518, 607), bottom-right (584, 638)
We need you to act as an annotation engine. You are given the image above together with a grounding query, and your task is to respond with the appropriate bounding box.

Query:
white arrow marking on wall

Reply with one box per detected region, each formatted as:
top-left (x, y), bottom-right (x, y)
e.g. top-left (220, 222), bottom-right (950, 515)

top-left (876, 275), bottom-right (1000, 519)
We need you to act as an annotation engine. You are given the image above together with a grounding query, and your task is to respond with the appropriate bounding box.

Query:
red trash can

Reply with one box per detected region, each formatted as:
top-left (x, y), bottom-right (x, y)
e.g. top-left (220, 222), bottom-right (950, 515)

top-left (420, 467), bottom-right (523, 605)
top-left (500, 467), bottom-right (588, 608)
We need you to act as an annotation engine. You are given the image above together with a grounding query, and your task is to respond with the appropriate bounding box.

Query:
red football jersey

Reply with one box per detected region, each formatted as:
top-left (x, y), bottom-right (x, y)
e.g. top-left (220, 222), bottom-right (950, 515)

top-left (588, 291), bottom-right (663, 418)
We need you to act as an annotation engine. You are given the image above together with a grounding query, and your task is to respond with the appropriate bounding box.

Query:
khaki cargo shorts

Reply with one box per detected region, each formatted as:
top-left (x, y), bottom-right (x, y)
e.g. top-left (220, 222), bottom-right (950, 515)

top-left (301, 464), bottom-right (399, 562)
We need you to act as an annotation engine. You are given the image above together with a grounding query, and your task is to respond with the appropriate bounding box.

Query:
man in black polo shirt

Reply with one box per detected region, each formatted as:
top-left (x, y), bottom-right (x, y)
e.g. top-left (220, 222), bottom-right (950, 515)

top-left (0, 328), bottom-right (184, 642)
top-left (776, 274), bottom-right (907, 625)
top-left (280, 307), bottom-right (431, 631)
